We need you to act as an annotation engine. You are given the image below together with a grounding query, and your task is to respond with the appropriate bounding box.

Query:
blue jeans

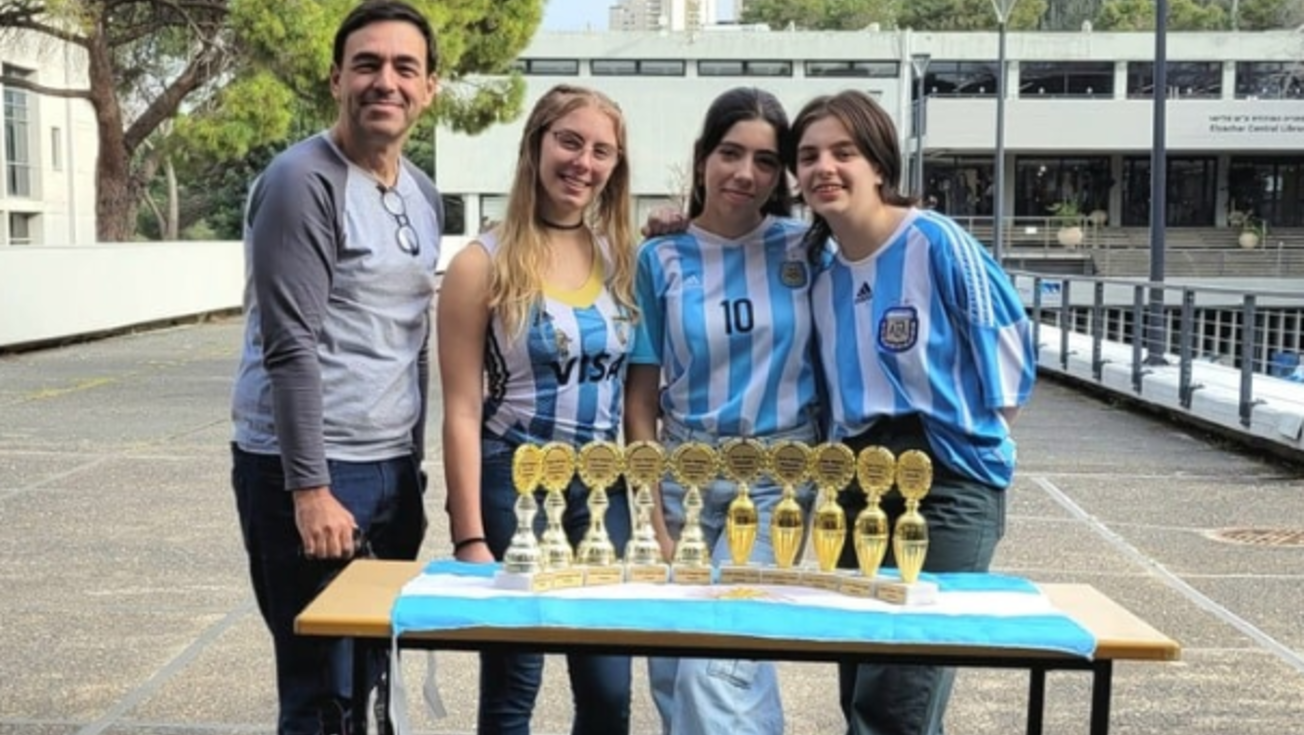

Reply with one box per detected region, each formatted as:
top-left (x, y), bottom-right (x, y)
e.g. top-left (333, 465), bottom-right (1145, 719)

top-left (835, 418), bottom-right (1006, 735)
top-left (478, 433), bottom-right (633, 735)
top-left (231, 444), bottom-right (426, 735)
top-left (648, 421), bottom-right (817, 735)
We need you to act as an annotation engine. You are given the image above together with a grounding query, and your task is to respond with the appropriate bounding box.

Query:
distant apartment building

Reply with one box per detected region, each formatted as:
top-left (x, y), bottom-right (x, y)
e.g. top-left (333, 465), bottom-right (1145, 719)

top-left (608, 0), bottom-right (717, 31)
top-left (0, 30), bottom-right (97, 246)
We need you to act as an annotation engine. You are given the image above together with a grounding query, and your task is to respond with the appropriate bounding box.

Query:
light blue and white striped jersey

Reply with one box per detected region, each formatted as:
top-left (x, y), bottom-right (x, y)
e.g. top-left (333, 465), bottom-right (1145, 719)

top-left (630, 216), bottom-right (819, 437)
top-left (481, 231), bottom-right (634, 445)
top-left (811, 208), bottom-right (1036, 488)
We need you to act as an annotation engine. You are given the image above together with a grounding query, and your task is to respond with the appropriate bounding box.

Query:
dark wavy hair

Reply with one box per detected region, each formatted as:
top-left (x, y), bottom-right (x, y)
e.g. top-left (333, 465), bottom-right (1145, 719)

top-left (333, 0), bottom-right (439, 74)
top-left (688, 87), bottom-right (794, 219)
top-left (791, 90), bottom-right (916, 259)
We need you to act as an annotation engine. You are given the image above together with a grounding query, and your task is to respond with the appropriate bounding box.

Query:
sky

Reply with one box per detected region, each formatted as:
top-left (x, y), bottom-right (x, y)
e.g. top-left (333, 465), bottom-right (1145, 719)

top-left (542, 0), bottom-right (610, 31)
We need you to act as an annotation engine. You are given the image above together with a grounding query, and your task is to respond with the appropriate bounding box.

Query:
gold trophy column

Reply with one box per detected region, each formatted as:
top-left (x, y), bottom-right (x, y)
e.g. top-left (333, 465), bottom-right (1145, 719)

top-left (576, 440), bottom-right (625, 586)
top-left (623, 441), bottom-right (670, 583)
top-left (875, 449), bottom-right (939, 606)
top-left (762, 440), bottom-right (812, 587)
top-left (494, 444), bottom-right (550, 591)
top-left (808, 442), bottom-right (855, 592)
top-left (845, 445), bottom-right (895, 597)
top-left (718, 438), bottom-right (768, 585)
top-left (538, 442), bottom-right (585, 589)
top-left (668, 442), bottom-right (719, 585)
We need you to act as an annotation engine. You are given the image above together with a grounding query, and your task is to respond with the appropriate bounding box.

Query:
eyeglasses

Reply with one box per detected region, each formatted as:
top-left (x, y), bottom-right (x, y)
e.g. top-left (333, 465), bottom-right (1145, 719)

top-left (550, 129), bottom-right (620, 165)
top-left (380, 188), bottom-right (420, 256)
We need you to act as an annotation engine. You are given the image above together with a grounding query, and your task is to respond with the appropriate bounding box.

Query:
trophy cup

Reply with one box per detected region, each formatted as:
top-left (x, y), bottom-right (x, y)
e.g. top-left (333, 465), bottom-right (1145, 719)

top-left (718, 438), bottom-right (768, 585)
top-left (538, 441), bottom-right (585, 589)
top-left (576, 440), bottom-right (625, 586)
top-left (875, 449), bottom-right (939, 606)
top-left (761, 440), bottom-right (812, 587)
top-left (494, 444), bottom-right (549, 591)
top-left (844, 445), bottom-right (896, 597)
top-left (624, 440), bottom-right (670, 583)
top-left (668, 442), bottom-right (719, 585)
top-left (807, 442), bottom-right (855, 592)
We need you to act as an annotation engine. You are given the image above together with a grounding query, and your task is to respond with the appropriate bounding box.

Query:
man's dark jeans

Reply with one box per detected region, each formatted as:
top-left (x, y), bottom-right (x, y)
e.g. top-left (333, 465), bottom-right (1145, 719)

top-left (232, 445), bottom-right (425, 735)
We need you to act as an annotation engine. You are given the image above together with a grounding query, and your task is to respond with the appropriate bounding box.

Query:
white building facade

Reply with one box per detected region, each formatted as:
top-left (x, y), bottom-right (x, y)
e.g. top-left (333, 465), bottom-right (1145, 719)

top-left (436, 28), bottom-right (1304, 254)
top-left (1, 30), bottom-right (98, 247)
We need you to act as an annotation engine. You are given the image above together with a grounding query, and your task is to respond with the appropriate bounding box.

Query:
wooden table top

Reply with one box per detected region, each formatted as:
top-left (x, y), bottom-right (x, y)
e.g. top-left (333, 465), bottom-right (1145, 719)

top-left (296, 560), bottom-right (1181, 663)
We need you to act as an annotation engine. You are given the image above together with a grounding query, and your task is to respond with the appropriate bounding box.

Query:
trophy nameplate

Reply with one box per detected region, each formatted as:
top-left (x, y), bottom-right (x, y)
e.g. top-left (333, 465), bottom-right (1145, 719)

top-left (576, 441), bottom-right (624, 586)
top-left (495, 444), bottom-right (549, 591)
top-left (537, 442), bottom-right (585, 589)
top-left (669, 442), bottom-right (718, 585)
top-left (623, 441), bottom-right (670, 583)
top-left (807, 442), bottom-right (855, 590)
top-left (718, 438), bottom-right (768, 585)
top-left (761, 440), bottom-right (811, 586)
top-left (874, 449), bottom-right (938, 606)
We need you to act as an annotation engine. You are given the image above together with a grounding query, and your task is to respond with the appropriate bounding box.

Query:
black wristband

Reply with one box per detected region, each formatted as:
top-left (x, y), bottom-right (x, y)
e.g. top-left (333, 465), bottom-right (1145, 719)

top-left (453, 536), bottom-right (487, 553)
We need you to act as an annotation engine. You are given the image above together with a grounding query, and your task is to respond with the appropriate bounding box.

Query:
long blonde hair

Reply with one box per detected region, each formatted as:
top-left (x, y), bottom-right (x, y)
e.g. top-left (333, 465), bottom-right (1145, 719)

top-left (490, 84), bottom-right (637, 337)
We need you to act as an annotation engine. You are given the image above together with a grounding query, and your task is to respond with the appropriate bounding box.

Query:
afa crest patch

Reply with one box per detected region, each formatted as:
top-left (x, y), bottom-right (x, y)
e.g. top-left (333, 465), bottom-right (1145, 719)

top-left (878, 306), bottom-right (919, 352)
top-left (779, 260), bottom-right (809, 288)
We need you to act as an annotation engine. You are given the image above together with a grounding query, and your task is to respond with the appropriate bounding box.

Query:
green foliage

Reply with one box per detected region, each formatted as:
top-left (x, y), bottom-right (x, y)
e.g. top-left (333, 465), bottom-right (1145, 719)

top-left (1048, 199), bottom-right (1082, 226)
top-left (1236, 0), bottom-right (1302, 29)
top-left (741, 0), bottom-right (1046, 29)
top-left (1094, 0), bottom-right (1227, 30)
top-left (900, 0), bottom-right (1047, 29)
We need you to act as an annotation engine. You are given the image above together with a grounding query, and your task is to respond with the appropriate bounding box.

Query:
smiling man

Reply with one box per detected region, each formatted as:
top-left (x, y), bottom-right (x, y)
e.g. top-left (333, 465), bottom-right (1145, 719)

top-left (229, 2), bottom-right (442, 733)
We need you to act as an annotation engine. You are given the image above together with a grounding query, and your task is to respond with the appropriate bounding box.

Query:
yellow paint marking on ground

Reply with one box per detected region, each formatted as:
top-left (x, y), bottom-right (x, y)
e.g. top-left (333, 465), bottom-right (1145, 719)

top-left (26, 376), bottom-right (116, 401)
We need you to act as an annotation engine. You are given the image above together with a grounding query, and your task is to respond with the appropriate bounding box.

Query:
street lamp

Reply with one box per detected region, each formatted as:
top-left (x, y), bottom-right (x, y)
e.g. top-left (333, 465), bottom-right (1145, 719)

top-left (1145, 0), bottom-right (1170, 365)
top-left (910, 53), bottom-right (932, 198)
top-left (991, 0), bottom-right (1019, 265)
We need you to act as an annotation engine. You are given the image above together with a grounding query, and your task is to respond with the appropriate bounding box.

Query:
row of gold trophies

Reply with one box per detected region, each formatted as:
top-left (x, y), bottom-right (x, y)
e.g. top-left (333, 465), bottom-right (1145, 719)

top-left (495, 438), bottom-right (938, 605)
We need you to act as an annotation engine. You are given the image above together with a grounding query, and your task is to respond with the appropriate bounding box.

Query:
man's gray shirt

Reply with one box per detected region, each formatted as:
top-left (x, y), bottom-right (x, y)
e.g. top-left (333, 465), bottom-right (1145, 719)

top-left (232, 132), bottom-right (443, 490)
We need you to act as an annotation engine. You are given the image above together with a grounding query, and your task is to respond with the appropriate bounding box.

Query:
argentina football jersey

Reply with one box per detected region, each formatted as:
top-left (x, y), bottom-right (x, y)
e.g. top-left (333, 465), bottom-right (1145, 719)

top-left (811, 209), bottom-right (1036, 487)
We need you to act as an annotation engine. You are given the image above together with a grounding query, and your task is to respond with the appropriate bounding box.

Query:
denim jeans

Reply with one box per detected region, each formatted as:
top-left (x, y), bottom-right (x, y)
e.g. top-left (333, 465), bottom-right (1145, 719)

top-left (648, 420), bottom-right (817, 735)
top-left (478, 433), bottom-right (633, 735)
top-left (834, 418), bottom-right (1006, 735)
top-left (231, 444), bottom-right (426, 735)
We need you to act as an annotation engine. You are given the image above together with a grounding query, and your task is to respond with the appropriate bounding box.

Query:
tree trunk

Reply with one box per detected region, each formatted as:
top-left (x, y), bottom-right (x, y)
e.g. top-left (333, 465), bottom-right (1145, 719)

top-left (164, 157), bottom-right (179, 240)
top-left (86, 31), bottom-right (137, 242)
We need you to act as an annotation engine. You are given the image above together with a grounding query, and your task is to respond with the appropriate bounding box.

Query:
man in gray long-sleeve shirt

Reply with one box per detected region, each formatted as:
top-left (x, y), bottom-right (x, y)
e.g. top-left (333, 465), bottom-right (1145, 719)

top-left (229, 2), bottom-right (441, 732)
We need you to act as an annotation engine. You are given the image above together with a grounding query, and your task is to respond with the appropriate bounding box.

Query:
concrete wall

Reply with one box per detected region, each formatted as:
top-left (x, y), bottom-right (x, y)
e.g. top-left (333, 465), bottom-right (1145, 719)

top-left (0, 241), bottom-right (243, 349)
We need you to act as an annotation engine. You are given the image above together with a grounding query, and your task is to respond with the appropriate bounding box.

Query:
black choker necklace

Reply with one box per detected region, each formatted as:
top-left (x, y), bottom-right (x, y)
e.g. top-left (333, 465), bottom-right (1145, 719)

top-left (538, 216), bottom-right (585, 230)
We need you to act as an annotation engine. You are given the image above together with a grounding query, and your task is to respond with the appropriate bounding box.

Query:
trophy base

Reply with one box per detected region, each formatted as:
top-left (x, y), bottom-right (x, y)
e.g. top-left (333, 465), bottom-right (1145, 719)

top-left (718, 564), bottom-right (762, 585)
top-left (837, 575), bottom-right (877, 598)
top-left (494, 570), bottom-right (553, 592)
top-left (626, 563), bottom-right (670, 584)
top-left (546, 568), bottom-right (587, 590)
top-left (874, 579), bottom-right (939, 606)
top-left (758, 567), bottom-right (805, 587)
top-left (802, 568), bottom-right (847, 593)
top-left (581, 566), bottom-right (625, 587)
top-left (670, 565), bottom-right (713, 585)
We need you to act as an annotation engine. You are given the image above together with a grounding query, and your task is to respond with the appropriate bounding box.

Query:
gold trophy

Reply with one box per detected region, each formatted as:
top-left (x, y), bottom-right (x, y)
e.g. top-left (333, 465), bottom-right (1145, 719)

top-left (624, 441), bottom-right (670, 583)
top-left (576, 440), bottom-right (625, 586)
top-left (844, 445), bottom-right (896, 597)
top-left (494, 444), bottom-right (549, 591)
top-left (761, 440), bottom-right (812, 586)
top-left (807, 442), bottom-right (855, 592)
top-left (538, 441), bottom-right (585, 589)
top-left (718, 438), bottom-right (768, 585)
top-left (668, 442), bottom-right (719, 585)
top-left (875, 449), bottom-right (939, 606)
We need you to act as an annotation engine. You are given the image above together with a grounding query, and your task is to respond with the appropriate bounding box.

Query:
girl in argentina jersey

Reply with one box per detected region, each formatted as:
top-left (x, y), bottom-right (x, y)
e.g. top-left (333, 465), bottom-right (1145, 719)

top-left (793, 90), bottom-right (1036, 735)
top-left (438, 85), bottom-right (638, 735)
top-left (627, 88), bottom-right (819, 735)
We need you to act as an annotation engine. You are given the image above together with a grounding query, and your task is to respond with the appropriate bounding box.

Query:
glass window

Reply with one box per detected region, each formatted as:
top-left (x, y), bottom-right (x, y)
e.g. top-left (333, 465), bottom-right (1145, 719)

top-left (698, 60), bottom-right (792, 77)
top-left (1127, 62), bottom-right (1222, 99)
top-left (1229, 156), bottom-right (1304, 226)
top-left (524, 59), bottom-right (580, 75)
top-left (1019, 62), bottom-right (1114, 98)
top-left (746, 61), bottom-right (792, 77)
top-left (923, 156), bottom-right (995, 217)
top-left (699, 60), bottom-right (744, 76)
top-left (3, 64), bottom-right (33, 198)
top-left (1121, 156), bottom-right (1217, 226)
top-left (8, 212), bottom-right (33, 245)
top-left (1014, 156), bottom-right (1112, 218)
top-left (806, 61), bottom-right (898, 78)
top-left (480, 195), bottom-right (508, 231)
top-left (592, 59), bottom-right (684, 76)
top-left (440, 194), bottom-right (465, 236)
top-left (51, 127), bottom-right (61, 171)
top-left (592, 59), bottom-right (638, 76)
top-left (638, 60), bottom-right (686, 76)
top-left (922, 61), bottom-right (998, 97)
top-left (1235, 62), bottom-right (1304, 99)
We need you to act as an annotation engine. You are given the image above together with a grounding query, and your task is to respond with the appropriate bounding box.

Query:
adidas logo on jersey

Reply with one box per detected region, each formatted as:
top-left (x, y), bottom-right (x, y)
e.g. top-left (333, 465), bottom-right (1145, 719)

top-left (682, 273), bottom-right (702, 288)
top-left (855, 282), bottom-right (874, 304)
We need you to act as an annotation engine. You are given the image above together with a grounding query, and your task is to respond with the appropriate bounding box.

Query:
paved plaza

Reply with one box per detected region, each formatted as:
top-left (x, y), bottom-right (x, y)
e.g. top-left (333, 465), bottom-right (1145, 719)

top-left (1, 316), bottom-right (1302, 734)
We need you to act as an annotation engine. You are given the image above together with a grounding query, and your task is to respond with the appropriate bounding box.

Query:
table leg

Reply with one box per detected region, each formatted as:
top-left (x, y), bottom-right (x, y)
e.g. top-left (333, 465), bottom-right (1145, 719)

top-left (1089, 660), bottom-right (1114, 735)
top-left (1025, 667), bottom-right (1047, 735)
top-left (351, 638), bottom-right (370, 735)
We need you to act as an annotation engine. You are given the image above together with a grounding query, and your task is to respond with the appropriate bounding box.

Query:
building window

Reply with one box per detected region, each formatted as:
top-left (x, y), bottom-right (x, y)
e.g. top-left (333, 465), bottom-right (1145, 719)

top-left (8, 212), bottom-right (34, 245)
top-left (1014, 156), bottom-right (1112, 218)
top-left (922, 61), bottom-right (998, 97)
top-left (805, 61), bottom-right (899, 78)
top-left (440, 194), bottom-right (465, 236)
top-left (923, 156), bottom-right (995, 217)
top-left (1228, 156), bottom-right (1304, 227)
top-left (51, 127), bottom-right (62, 171)
top-left (3, 64), bottom-right (34, 198)
top-left (1235, 62), bottom-right (1304, 99)
top-left (1019, 62), bottom-right (1114, 98)
top-left (1127, 62), bottom-right (1221, 99)
top-left (512, 58), bottom-right (581, 76)
top-left (1121, 156), bottom-right (1217, 226)
top-left (698, 60), bottom-right (793, 77)
top-left (591, 59), bottom-right (686, 76)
